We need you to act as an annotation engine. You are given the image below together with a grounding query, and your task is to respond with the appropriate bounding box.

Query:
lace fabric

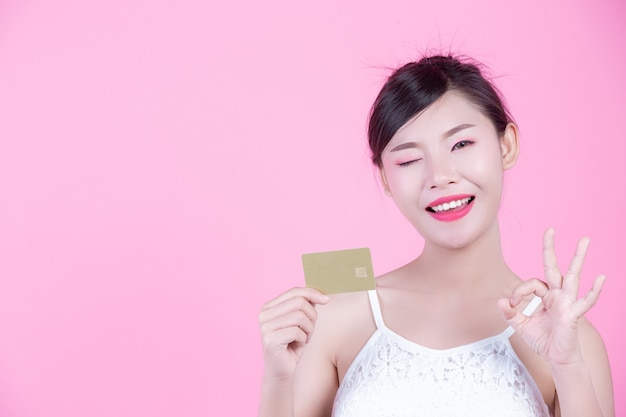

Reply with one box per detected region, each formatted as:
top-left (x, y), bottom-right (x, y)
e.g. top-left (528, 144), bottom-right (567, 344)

top-left (332, 290), bottom-right (551, 417)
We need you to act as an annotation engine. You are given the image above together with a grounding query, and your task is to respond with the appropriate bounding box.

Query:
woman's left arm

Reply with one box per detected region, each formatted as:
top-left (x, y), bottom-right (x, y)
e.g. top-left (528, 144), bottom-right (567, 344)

top-left (550, 317), bottom-right (614, 417)
top-left (498, 228), bottom-right (615, 417)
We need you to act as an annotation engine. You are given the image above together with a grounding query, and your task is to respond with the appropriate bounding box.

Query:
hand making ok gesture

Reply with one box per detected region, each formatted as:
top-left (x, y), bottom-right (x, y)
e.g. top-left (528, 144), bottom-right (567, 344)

top-left (498, 228), bottom-right (606, 366)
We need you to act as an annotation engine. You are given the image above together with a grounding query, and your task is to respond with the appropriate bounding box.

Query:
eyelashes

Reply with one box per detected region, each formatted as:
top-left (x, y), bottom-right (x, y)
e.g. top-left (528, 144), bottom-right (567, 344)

top-left (452, 139), bottom-right (474, 150)
top-left (396, 140), bottom-right (475, 167)
top-left (397, 159), bottom-right (422, 167)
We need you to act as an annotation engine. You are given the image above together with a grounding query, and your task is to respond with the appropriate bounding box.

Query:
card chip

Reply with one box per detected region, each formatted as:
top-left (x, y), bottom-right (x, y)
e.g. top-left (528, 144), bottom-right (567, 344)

top-left (355, 267), bottom-right (368, 278)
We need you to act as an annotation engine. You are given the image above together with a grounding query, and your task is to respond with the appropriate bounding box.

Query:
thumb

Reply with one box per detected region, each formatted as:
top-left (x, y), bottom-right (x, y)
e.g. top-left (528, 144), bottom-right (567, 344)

top-left (498, 297), bottom-right (528, 329)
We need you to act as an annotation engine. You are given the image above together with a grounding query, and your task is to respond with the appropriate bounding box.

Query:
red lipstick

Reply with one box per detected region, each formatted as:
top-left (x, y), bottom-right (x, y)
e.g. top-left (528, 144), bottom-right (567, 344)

top-left (426, 194), bottom-right (475, 222)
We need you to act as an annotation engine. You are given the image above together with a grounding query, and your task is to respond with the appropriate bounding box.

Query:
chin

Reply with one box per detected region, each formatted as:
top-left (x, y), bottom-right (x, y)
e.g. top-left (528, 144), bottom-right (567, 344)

top-left (438, 237), bottom-right (474, 251)
top-left (419, 227), bottom-right (482, 251)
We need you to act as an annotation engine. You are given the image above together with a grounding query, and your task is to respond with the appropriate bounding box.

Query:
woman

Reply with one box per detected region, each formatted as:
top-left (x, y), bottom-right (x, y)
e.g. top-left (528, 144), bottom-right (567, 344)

top-left (258, 55), bottom-right (614, 417)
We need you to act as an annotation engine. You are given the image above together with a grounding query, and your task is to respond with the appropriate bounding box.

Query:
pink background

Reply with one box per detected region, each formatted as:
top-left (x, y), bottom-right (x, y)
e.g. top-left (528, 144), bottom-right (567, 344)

top-left (0, 0), bottom-right (624, 415)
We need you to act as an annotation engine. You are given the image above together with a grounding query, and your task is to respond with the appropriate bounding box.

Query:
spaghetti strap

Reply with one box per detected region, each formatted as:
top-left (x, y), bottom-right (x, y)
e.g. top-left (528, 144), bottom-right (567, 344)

top-left (367, 289), bottom-right (385, 329)
top-left (522, 296), bottom-right (542, 316)
top-left (503, 296), bottom-right (543, 338)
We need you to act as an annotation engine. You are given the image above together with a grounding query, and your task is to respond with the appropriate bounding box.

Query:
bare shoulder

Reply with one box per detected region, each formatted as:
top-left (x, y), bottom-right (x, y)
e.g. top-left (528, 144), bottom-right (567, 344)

top-left (315, 290), bottom-right (378, 380)
top-left (314, 290), bottom-right (375, 349)
top-left (321, 290), bottom-right (372, 312)
top-left (369, 263), bottom-right (413, 290)
top-left (293, 290), bottom-right (376, 416)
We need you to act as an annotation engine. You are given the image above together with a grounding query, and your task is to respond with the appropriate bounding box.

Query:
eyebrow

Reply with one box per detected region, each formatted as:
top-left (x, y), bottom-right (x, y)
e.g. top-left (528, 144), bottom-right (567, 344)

top-left (389, 123), bottom-right (476, 152)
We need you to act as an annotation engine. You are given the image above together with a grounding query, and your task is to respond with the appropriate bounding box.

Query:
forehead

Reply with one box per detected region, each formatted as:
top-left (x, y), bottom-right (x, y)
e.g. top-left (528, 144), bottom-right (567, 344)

top-left (386, 90), bottom-right (493, 146)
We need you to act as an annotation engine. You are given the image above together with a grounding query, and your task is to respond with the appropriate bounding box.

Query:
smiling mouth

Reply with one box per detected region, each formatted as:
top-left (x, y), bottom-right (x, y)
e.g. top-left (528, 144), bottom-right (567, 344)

top-left (427, 196), bottom-right (475, 213)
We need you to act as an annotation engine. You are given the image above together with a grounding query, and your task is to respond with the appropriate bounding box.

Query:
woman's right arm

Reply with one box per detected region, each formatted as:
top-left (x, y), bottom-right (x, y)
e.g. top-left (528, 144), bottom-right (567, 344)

top-left (258, 287), bottom-right (337, 417)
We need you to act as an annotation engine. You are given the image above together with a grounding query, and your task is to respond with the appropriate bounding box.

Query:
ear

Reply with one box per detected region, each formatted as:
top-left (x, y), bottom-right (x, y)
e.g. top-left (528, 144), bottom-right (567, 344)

top-left (379, 167), bottom-right (392, 196)
top-left (500, 122), bottom-right (519, 170)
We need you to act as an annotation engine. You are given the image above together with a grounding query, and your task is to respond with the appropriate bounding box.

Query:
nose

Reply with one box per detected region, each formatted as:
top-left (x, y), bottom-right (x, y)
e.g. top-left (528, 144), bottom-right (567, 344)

top-left (425, 151), bottom-right (459, 189)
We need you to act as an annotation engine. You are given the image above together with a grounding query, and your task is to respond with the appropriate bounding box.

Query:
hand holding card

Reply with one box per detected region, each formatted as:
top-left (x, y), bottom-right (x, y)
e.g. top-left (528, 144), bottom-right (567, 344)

top-left (302, 248), bottom-right (376, 294)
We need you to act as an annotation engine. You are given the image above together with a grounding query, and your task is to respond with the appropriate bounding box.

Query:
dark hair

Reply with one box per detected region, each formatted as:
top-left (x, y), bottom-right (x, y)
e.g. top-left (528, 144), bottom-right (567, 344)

top-left (368, 55), bottom-right (514, 167)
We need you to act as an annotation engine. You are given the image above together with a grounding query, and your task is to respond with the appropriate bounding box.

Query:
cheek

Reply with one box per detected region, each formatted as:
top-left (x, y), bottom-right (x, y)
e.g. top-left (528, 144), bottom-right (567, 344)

top-left (384, 167), bottom-right (424, 196)
top-left (467, 157), bottom-right (504, 198)
top-left (457, 147), bottom-right (504, 183)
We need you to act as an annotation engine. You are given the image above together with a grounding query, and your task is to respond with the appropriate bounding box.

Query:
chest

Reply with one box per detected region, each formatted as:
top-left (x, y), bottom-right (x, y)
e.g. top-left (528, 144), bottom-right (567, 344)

top-left (333, 291), bottom-right (556, 412)
top-left (381, 292), bottom-right (508, 349)
top-left (333, 331), bottom-right (552, 417)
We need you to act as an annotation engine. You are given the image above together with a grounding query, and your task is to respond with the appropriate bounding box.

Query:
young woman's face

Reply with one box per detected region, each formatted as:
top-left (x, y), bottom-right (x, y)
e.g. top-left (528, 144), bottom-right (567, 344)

top-left (379, 90), bottom-right (518, 249)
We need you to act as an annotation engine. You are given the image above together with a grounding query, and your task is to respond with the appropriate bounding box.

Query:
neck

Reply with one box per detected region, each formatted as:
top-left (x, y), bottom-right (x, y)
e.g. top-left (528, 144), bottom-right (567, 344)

top-left (412, 221), bottom-right (515, 294)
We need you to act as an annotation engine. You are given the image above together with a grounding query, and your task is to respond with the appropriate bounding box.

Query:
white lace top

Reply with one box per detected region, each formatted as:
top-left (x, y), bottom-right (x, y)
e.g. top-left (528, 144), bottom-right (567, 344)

top-left (332, 290), bottom-right (551, 417)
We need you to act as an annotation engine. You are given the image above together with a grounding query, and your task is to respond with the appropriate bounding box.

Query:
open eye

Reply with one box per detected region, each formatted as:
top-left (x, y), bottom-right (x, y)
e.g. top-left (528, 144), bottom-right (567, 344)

top-left (452, 140), bottom-right (474, 151)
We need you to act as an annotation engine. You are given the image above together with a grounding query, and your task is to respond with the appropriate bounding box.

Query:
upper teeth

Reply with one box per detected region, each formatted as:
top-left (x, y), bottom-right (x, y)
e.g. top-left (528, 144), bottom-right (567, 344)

top-left (431, 197), bottom-right (472, 213)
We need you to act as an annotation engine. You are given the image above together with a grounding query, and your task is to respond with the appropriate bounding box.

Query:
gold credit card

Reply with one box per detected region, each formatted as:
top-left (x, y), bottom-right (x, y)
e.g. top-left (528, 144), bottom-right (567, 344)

top-left (302, 248), bottom-right (376, 294)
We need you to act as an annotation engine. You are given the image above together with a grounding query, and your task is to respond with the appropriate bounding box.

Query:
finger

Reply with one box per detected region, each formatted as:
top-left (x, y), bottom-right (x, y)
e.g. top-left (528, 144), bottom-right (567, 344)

top-left (571, 274), bottom-right (606, 318)
top-left (291, 340), bottom-right (307, 359)
top-left (262, 287), bottom-right (329, 310)
top-left (509, 278), bottom-right (549, 307)
top-left (262, 326), bottom-right (309, 355)
top-left (259, 296), bottom-right (320, 326)
top-left (262, 309), bottom-right (316, 340)
top-left (543, 228), bottom-right (563, 289)
top-left (260, 308), bottom-right (317, 349)
top-left (498, 297), bottom-right (530, 330)
top-left (562, 237), bottom-right (590, 297)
